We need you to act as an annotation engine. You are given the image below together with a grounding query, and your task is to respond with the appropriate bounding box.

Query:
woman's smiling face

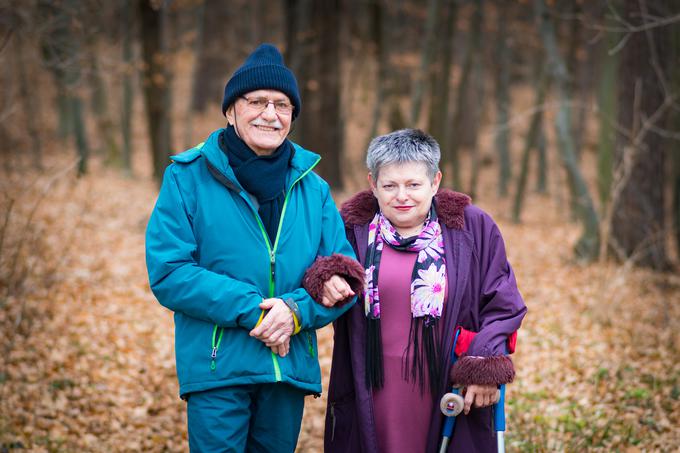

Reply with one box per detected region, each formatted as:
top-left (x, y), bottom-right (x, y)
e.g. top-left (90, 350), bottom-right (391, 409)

top-left (369, 161), bottom-right (441, 236)
top-left (225, 89), bottom-right (292, 155)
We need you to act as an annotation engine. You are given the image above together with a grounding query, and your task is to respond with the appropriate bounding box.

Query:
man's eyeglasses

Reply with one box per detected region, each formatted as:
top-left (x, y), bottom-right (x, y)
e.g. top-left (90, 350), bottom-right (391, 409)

top-left (240, 96), bottom-right (294, 115)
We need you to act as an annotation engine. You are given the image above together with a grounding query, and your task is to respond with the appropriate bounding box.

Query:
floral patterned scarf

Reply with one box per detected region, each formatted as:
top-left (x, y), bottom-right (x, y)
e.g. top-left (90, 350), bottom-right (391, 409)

top-left (364, 203), bottom-right (446, 396)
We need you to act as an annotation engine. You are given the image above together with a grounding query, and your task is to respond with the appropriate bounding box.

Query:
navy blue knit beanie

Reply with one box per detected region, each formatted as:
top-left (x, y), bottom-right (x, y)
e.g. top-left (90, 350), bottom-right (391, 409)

top-left (222, 43), bottom-right (301, 119)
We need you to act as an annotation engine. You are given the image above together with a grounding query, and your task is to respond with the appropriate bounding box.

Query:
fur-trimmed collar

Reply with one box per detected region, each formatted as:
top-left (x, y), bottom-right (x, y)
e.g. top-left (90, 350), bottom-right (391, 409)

top-left (340, 189), bottom-right (471, 230)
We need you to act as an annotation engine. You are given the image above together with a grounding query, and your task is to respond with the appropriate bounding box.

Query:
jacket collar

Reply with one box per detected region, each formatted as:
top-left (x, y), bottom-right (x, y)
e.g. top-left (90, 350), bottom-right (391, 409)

top-left (201, 128), bottom-right (321, 190)
top-left (340, 189), bottom-right (471, 230)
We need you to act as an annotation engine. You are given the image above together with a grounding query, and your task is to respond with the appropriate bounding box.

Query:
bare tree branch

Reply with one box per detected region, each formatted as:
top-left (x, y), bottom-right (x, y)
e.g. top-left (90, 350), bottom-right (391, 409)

top-left (554, 10), bottom-right (680, 33)
top-left (0, 29), bottom-right (12, 55)
top-left (639, 0), bottom-right (670, 96)
top-left (609, 31), bottom-right (632, 55)
top-left (647, 123), bottom-right (680, 140)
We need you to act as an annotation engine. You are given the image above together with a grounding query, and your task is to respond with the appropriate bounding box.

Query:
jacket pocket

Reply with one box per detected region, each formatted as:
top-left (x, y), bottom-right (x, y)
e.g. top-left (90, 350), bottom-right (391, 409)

top-left (325, 393), bottom-right (359, 452)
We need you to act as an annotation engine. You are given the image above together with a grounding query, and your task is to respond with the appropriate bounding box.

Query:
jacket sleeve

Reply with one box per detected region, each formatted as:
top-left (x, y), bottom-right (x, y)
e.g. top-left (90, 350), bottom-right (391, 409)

top-left (277, 182), bottom-right (360, 330)
top-left (450, 211), bottom-right (527, 386)
top-left (302, 253), bottom-right (365, 308)
top-left (145, 165), bottom-right (263, 329)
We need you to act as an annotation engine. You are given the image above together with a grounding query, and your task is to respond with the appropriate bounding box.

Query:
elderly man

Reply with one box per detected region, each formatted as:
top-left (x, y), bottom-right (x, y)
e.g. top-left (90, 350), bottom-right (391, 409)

top-left (145, 43), bottom-right (364, 452)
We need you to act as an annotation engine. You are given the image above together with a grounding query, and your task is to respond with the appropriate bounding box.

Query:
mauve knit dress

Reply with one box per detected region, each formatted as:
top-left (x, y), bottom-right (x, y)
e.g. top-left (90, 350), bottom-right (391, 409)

top-left (372, 245), bottom-right (448, 453)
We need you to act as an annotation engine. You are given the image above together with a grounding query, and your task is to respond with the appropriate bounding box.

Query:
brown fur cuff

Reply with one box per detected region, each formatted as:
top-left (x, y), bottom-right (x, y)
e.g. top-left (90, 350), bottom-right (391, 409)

top-left (303, 254), bottom-right (365, 307)
top-left (449, 355), bottom-right (515, 386)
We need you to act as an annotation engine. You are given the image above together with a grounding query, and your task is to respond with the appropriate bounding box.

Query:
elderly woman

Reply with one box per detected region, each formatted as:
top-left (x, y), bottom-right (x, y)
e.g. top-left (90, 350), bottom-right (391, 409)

top-left (145, 43), bottom-right (364, 452)
top-left (303, 129), bottom-right (527, 452)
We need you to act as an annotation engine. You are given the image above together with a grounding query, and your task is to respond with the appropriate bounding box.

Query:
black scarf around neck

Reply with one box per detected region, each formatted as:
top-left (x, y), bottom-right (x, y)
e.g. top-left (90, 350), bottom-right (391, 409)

top-left (219, 126), bottom-right (293, 244)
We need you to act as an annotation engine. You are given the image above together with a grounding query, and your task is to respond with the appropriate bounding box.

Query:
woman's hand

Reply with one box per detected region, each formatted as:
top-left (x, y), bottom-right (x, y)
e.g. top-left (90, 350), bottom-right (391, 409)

top-left (320, 275), bottom-right (355, 307)
top-left (462, 384), bottom-right (499, 415)
top-left (249, 298), bottom-right (294, 356)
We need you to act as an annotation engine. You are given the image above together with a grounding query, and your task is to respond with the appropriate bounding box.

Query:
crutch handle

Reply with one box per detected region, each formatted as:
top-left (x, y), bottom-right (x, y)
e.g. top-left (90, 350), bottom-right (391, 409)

top-left (439, 392), bottom-right (464, 417)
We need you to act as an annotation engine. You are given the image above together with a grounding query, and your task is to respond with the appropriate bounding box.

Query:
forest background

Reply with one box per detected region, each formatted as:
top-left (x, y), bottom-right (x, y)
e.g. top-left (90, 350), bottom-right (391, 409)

top-left (1, 0), bottom-right (679, 451)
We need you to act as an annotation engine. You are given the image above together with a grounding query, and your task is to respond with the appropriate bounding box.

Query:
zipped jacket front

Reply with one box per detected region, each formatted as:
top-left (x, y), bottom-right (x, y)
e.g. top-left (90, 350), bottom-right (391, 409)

top-left (145, 129), bottom-right (356, 397)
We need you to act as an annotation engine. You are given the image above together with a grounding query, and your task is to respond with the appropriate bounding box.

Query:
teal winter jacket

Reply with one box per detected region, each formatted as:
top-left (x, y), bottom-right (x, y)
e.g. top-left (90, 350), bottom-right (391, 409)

top-left (145, 129), bottom-right (357, 397)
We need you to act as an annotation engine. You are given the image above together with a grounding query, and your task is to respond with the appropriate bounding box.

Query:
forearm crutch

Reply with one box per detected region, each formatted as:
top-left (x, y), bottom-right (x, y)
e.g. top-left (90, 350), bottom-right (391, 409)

top-left (439, 327), bottom-right (509, 453)
top-left (438, 329), bottom-right (464, 453)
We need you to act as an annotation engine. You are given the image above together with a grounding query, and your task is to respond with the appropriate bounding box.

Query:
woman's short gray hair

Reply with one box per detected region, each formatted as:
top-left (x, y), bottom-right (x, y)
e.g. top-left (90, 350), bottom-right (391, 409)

top-left (366, 129), bottom-right (441, 180)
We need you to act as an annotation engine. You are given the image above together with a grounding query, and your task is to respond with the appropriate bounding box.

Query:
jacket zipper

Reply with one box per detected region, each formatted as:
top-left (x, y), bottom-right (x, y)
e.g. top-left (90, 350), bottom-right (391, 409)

top-left (306, 332), bottom-right (315, 357)
top-left (210, 325), bottom-right (224, 371)
top-left (209, 157), bottom-right (321, 375)
top-left (254, 160), bottom-right (320, 377)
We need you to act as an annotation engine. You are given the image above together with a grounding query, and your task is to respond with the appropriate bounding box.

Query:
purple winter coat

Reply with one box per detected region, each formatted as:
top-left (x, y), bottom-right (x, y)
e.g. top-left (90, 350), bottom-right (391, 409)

top-left (304, 189), bottom-right (527, 453)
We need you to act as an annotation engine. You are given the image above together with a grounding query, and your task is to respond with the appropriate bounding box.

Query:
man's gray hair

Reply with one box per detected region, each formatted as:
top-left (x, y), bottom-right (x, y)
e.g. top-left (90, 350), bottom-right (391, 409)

top-left (366, 128), bottom-right (441, 180)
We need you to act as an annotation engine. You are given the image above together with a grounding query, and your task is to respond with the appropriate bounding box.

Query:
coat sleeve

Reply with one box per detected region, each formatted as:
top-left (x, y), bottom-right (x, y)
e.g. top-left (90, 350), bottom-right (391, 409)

top-left (145, 165), bottom-right (264, 329)
top-left (277, 182), bottom-right (361, 330)
top-left (450, 210), bottom-right (527, 386)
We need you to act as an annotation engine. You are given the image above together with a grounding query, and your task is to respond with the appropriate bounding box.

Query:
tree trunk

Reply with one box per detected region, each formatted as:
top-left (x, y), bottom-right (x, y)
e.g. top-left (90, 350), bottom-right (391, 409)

top-left (366, 0), bottom-right (388, 150)
top-left (534, 0), bottom-right (600, 260)
top-left (520, 48), bottom-right (550, 193)
top-left (426, 0), bottom-right (457, 160)
top-left (139, 0), bottom-right (173, 185)
top-left (38, 0), bottom-right (89, 174)
top-left (288, 0), bottom-right (343, 189)
top-left (357, 0), bottom-right (394, 192)
top-left (89, 52), bottom-right (119, 164)
top-left (183, 3), bottom-right (205, 149)
top-left (513, 63), bottom-right (549, 223)
top-left (13, 32), bottom-right (43, 170)
top-left (596, 16), bottom-right (619, 214)
top-left (608, 0), bottom-right (672, 269)
top-left (410, 0), bottom-right (442, 125)
top-left (285, 0), bottom-right (312, 80)
top-left (448, 0), bottom-right (483, 189)
top-left (532, 49), bottom-right (548, 194)
top-left (312, 0), bottom-right (343, 189)
top-left (674, 146), bottom-right (680, 262)
top-left (191, 0), bottom-right (232, 113)
top-left (121, 0), bottom-right (134, 174)
top-left (467, 35), bottom-right (486, 199)
top-left (535, 116), bottom-right (548, 193)
top-left (72, 96), bottom-right (89, 176)
top-left (565, 0), bottom-right (582, 158)
top-left (385, 2), bottom-right (407, 133)
top-left (285, 0), bottom-right (313, 146)
top-left (38, 1), bottom-right (72, 142)
top-left (493, 1), bottom-right (511, 197)
top-left (671, 5), bottom-right (680, 259)
top-left (249, 0), bottom-right (262, 45)
top-left (56, 89), bottom-right (72, 141)
top-left (560, 1), bottom-right (581, 221)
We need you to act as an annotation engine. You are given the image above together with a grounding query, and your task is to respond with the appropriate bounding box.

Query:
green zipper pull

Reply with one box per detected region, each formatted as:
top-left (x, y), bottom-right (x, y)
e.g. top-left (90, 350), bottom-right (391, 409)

top-left (270, 250), bottom-right (276, 282)
top-left (306, 332), bottom-right (315, 357)
top-left (210, 326), bottom-right (224, 372)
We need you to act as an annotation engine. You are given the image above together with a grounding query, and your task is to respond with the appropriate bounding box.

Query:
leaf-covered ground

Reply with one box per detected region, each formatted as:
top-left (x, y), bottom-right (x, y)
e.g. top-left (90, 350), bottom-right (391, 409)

top-left (1, 154), bottom-right (679, 452)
